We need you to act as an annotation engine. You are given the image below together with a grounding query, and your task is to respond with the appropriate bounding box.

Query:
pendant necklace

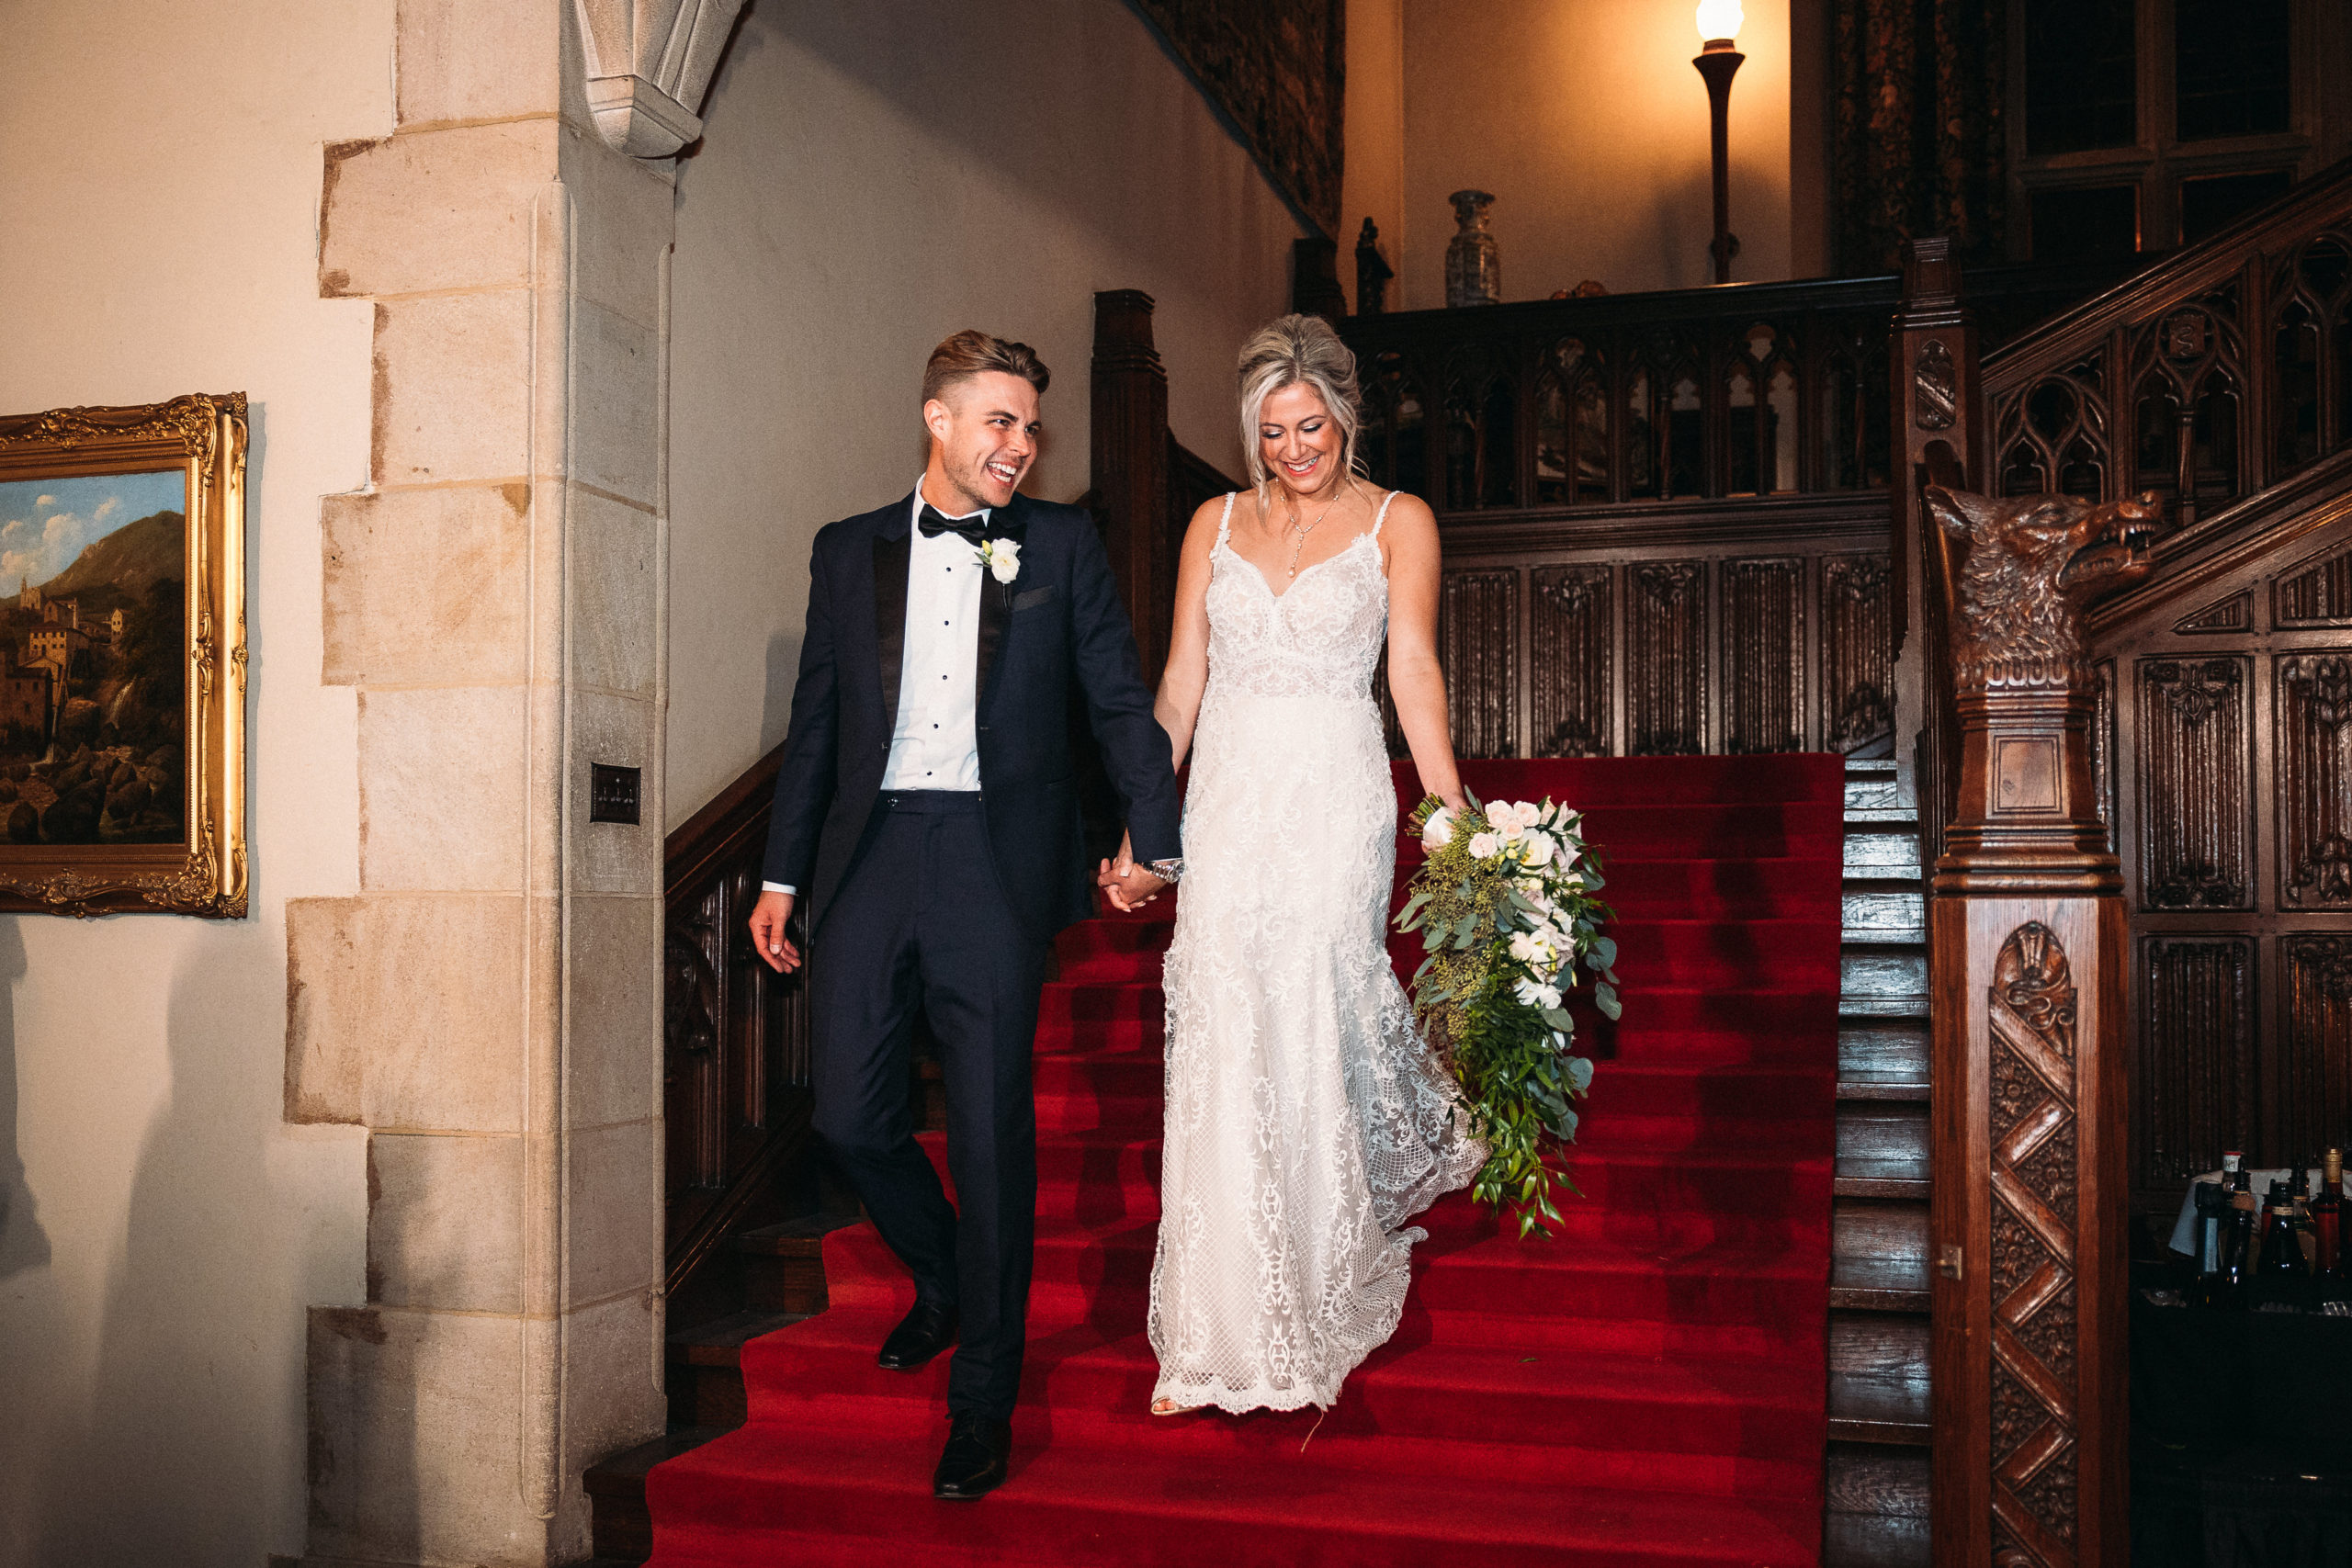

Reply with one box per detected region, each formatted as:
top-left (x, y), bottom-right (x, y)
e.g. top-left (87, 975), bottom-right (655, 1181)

top-left (1282, 482), bottom-right (1343, 578)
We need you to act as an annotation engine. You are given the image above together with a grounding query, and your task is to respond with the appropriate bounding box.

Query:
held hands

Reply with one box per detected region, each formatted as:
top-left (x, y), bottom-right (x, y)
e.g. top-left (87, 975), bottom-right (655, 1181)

top-left (747, 889), bottom-right (802, 973)
top-left (1096, 832), bottom-right (1170, 913)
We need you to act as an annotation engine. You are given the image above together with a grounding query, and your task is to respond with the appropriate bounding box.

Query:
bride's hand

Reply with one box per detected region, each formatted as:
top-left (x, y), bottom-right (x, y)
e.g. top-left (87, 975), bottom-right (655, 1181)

top-left (1097, 833), bottom-right (1164, 913)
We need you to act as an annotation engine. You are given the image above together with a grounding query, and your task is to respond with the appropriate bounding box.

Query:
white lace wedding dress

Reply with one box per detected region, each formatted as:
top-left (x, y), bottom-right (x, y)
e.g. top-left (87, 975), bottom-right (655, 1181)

top-left (1147, 490), bottom-right (1487, 1415)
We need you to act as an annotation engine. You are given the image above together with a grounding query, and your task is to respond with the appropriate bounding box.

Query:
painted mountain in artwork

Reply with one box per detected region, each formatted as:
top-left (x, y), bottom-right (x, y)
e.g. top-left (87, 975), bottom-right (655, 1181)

top-left (37, 510), bottom-right (184, 602)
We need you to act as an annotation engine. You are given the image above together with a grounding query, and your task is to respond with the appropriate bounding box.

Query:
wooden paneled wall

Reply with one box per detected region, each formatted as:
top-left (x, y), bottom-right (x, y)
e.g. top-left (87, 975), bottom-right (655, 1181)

top-left (2090, 518), bottom-right (2352, 1212)
top-left (1375, 500), bottom-right (1895, 763)
top-left (662, 745), bottom-right (815, 1318)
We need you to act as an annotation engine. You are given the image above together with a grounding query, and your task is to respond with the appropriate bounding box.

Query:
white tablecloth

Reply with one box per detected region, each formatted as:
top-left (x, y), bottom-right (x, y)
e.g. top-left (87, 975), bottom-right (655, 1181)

top-left (2167, 1168), bottom-right (2348, 1256)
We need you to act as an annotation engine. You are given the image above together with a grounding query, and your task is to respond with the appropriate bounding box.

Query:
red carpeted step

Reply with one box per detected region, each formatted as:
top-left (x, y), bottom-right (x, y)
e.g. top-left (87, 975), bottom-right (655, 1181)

top-left (650, 1421), bottom-right (1821, 1568)
top-left (648, 754), bottom-right (1846, 1567)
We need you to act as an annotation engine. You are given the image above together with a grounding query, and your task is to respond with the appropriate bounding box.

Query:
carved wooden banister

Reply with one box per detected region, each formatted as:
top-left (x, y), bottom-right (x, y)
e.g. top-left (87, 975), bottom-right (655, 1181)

top-left (1087, 290), bottom-right (1239, 689)
top-left (1919, 478), bottom-right (2154, 1568)
top-left (1981, 152), bottom-right (2352, 533)
top-left (662, 741), bottom-right (813, 1314)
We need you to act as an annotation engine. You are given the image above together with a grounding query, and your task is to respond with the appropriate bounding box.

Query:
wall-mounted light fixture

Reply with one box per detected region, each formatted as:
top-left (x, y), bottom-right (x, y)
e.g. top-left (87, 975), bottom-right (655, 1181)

top-left (1692, 0), bottom-right (1746, 284)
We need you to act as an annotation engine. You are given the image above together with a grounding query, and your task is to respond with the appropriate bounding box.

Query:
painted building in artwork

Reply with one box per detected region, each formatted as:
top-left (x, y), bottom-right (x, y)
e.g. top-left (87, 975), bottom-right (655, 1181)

top-left (0, 651), bottom-right (46, 730)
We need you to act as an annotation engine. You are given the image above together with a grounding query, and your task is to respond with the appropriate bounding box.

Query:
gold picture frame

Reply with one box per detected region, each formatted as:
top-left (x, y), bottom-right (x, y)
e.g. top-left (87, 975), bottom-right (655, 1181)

top-left (0, 395), bottom-right (247, 916)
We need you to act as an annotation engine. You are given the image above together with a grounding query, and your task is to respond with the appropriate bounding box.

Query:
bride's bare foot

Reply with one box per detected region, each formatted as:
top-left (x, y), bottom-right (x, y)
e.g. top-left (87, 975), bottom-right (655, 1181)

top-left (1149, 1396), bottom-right (1199, 1416)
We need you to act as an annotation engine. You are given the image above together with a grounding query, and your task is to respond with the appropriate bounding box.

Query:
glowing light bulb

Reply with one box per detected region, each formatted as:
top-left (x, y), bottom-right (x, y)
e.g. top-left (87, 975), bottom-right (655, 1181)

top-left (1696, 0), bottom-right (1744, 45)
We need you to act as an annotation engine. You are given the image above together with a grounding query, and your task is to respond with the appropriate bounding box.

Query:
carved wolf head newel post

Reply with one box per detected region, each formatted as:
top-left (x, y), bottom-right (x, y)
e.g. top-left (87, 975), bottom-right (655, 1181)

top-left (1924, 483), bottom-right (2155, 1568)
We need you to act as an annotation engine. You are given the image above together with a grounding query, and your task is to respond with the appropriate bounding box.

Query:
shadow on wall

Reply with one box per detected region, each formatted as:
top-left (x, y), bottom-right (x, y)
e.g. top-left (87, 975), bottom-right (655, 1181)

top-left (0, 918), bottom-right (48, 1280)
top-left (30, 942), bottom-right (340, 1568)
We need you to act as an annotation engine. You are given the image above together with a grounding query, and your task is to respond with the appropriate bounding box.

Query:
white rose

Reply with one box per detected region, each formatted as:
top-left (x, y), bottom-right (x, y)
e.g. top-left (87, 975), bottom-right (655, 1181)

top-left (1521, 832), bottom-right (1555, 868)
top-left (1513, 800), bottom-right (1544, 830)
top-left (1486, 802), bottom-right (1517, 832)
top-left (1468, 832), bottom-right (1499, 861)
top-left (978, 538), bottom-right (1021, 582)
top-left (1420, 806), bottom-right (1455, 852)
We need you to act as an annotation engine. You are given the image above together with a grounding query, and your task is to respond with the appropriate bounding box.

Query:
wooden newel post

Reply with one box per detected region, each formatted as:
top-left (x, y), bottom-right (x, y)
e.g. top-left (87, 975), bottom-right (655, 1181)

top-left (1925, 479), bottom-right (2158, 1568)
top-left (1089, 288), bottom-right (1172, 684)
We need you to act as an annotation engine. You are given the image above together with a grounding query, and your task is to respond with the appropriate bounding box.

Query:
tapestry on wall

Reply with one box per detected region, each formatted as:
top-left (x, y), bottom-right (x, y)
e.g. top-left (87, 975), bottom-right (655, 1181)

top-left (1127, 0), bottom-right (1345, 236)
top-left (1831, 0), bottom-right (2007, 276)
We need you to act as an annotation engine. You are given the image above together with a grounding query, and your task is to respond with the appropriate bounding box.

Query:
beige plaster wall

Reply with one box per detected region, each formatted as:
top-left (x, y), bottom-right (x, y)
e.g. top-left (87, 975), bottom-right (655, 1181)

top-left (0, 1), bottom-right (390, 1563)
top-left (1400, 0), bottom-right (1798, 301)
top-left (1341, 0), bottom-right (1409, 311)
top-left (664, 0), bottom-right (1309, 824)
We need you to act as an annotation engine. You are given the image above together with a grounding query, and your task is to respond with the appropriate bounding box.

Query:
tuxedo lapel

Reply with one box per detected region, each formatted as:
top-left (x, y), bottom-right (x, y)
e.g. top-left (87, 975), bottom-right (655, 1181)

top-left (973, 498), bottom-right (1029, 712)
top-left (873, 496), bottom-right (915, 740)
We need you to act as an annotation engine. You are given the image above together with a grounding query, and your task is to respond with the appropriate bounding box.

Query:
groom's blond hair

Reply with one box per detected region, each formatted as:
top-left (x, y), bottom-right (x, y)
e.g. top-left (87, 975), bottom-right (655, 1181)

top-left (1236, 313), bottom-right (1363, 486)
top-left (923, 330), bottom-right (1051, 407)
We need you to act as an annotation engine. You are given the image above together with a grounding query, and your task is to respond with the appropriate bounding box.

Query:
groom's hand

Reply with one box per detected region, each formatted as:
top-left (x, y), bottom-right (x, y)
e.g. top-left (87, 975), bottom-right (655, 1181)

top-left (748, 890), bottom-right (801, 973)
top-left (1096, 856), bottom-right (1169, 913)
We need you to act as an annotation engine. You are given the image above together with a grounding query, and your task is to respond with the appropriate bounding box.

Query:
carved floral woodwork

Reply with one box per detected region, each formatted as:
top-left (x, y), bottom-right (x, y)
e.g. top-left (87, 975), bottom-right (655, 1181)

top-left (1986, 922), bottom-right (2083, 1568)
top-left (572, 0), bottom-right (745, 158)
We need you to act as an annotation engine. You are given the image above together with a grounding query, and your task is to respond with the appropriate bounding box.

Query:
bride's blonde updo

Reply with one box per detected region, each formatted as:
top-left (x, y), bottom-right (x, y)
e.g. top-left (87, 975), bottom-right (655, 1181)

top-left (1236, 313), bottom-right (1363, 487)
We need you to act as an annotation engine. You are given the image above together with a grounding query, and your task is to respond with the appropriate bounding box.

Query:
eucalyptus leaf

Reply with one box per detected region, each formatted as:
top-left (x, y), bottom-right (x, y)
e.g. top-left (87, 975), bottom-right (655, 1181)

top-left (1595, 983), bottom-right (1622, 1021)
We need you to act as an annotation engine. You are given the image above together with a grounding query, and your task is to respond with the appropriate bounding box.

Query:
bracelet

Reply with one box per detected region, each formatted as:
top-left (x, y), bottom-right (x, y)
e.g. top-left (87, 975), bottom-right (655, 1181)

top-left (1147, 858), bottom-right (1183, 884)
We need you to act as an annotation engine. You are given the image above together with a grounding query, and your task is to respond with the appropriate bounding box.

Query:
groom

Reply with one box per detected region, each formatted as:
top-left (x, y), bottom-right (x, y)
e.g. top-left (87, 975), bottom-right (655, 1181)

top-left (747, 330), bottom-right (1180, 1499)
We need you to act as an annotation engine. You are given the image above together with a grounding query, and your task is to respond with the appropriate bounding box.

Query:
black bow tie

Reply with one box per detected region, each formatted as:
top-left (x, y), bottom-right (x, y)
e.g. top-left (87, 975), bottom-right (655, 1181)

top-left (919, 505), bottom-right (988, 546)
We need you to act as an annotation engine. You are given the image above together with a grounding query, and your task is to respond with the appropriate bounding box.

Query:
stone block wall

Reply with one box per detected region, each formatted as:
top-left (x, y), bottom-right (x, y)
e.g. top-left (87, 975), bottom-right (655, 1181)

top-left (288, 3), bottom-right (673, 1559)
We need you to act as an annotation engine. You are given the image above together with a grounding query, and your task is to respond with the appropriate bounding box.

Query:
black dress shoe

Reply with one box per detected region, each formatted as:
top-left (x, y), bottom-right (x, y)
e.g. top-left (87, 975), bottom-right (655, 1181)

top-left (876, 1299), bottom-right (957, 1371)
top-left (933, 1410), bottom-right (1012, 1501)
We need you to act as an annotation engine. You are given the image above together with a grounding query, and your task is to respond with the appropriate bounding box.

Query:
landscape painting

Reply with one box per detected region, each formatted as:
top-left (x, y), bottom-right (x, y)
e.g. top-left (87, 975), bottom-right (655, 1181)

top-left (0, 469), bottom-right (189, 846)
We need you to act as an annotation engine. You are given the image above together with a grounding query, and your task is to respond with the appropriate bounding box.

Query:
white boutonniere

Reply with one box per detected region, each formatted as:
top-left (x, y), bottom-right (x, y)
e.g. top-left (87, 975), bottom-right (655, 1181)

top-left (976, 536), bottom-right (1021, 583)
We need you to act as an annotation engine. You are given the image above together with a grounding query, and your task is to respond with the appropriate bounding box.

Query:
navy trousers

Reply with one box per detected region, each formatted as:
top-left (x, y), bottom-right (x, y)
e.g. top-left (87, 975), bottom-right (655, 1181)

top-left (808, 790), bottom-right (1047, 1420)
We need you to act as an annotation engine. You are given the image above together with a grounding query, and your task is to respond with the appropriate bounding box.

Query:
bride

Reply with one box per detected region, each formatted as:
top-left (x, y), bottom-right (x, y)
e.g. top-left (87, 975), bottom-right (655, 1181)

top-left (1102, 313), bottom-right (1487, 1416)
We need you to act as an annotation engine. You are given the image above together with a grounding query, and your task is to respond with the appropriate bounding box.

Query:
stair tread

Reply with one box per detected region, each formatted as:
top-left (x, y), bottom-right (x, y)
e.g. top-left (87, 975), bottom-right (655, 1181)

top-left (655, 1421), bottom-right (1822, 1562)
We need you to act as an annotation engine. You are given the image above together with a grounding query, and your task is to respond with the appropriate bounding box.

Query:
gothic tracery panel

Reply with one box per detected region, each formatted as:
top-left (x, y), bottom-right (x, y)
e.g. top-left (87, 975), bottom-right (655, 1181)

top-left (1440, 568), bottom-right (1520, 759)
top-left (2137, 936), bottom-right (2256, 1189)
top-left (2134, 656), bottom-right (2255, 909)
top-left (1722, 558), bottom-right (1804, 754)
top-left (2275, 543), bottom-right (2352, 626)
top-left (1530, 565), bottom-right (1611, 758)
top-left (2281, 936), bottom-right (2352, 1166)
top-left (1628, 559), bottom-right (1706, 755)
top-left (1822, 553), bottom-right (1894, 754)
top-left (2277, 654), bottom-right (2352, 908)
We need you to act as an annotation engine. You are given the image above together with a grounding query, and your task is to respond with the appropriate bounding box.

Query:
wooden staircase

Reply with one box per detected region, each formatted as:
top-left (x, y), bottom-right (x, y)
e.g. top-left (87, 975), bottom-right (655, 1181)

top-left (1823, 756), bottom-right (1932, 1564)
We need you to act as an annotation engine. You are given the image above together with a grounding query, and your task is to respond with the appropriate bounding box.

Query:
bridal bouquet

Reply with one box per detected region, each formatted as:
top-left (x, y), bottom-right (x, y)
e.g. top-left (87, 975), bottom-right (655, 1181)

top-left (1396, 794), bottom-right (1618, 1236)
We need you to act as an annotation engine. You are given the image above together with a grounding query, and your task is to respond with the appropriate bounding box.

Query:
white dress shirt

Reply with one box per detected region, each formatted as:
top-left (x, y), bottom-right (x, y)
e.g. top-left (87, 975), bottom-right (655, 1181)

top-left (765, 481), bottom-right (988, 896)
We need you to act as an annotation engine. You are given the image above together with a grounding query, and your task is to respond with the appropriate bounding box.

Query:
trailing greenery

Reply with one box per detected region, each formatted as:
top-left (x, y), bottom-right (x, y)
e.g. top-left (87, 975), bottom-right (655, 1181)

top-left (1396, 793), bottom-right (1618, 1237)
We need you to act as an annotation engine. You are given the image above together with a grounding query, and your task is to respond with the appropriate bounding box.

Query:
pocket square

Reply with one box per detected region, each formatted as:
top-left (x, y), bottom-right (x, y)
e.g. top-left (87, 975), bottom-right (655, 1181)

top-left (1012, 584), bottom-right (1057, 612)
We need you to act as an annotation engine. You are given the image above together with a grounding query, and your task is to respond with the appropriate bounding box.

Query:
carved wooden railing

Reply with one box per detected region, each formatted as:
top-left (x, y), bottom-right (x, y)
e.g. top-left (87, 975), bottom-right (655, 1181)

top-left (1895, 158), bottom-right (2352, 1568)
top-left (1318, 265), bottom-right (2124, 768)
top-left (1087, 288), bottom-right (1239, 689)
top-left (662, 741), bottom-right (813, 1323)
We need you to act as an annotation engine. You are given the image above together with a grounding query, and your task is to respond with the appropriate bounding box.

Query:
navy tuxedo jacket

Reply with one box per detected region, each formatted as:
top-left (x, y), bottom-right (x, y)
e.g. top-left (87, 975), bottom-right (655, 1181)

top-left (762, 489), bottom-right (1182, 937)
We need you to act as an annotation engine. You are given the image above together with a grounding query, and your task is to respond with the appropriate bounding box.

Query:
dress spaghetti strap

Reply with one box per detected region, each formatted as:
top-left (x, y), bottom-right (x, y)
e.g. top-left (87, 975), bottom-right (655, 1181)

top-left (1216, 491), bottom-right (1238, 547)
top-left (1371, 489), bottom-right (1398, 537)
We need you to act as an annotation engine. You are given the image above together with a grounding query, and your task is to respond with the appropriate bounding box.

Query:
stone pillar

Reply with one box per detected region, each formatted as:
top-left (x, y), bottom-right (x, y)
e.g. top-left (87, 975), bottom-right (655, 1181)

top-left (284, 2), bottom-right (701, 1559)
top-left (1924, 484), bottom-right (2156, 1568)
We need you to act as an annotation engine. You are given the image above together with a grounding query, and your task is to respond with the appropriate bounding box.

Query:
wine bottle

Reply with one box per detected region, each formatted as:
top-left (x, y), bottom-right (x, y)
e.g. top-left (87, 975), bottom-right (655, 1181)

top-left (2191, 1179), bottom-right (2233, 1308)
top-left (2312, 1147), bottom-right (2345, 1280)
top-left (2256, 1179), bottom-right (2310, 1289)
top-left (2220, 1179), bottom-right (2256, 1305)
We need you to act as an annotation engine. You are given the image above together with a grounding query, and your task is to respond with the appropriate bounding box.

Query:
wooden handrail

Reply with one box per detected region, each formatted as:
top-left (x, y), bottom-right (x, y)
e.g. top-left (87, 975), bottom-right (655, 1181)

top-left (1334, 260), bottom-right (2127, 520)
top-left (661, 739), bottom-right (814, 1313)
top-left (1979, 152), bottom-right (2352, 527)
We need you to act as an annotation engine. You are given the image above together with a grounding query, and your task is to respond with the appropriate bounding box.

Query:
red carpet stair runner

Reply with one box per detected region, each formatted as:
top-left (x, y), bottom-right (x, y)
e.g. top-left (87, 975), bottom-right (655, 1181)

top-left (646, 755), bottom-right (1848, 1566)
